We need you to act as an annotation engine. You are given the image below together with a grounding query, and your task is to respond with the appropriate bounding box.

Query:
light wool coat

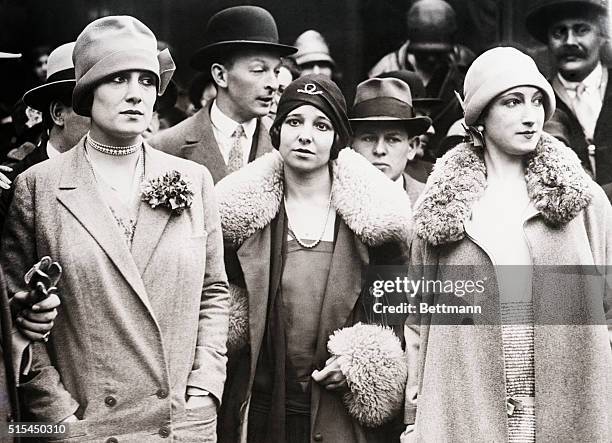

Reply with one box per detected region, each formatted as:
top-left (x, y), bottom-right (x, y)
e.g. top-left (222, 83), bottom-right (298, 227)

top-left (0, 140), bottom-right (229, 441)
top-left (405, 133), bottom-right (612, 442)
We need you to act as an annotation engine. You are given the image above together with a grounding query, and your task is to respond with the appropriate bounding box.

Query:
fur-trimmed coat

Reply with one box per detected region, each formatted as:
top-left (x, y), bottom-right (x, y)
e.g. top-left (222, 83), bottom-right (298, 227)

top-left (404, 133), bottom-right (612, 442)
top-left (215, 148), bottom-right (414, 443)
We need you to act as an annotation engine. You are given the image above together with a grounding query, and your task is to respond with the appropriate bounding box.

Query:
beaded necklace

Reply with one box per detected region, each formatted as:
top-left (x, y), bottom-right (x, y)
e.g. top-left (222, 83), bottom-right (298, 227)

top-left (284, 194), bottom-right (333, 249)
top-left (86, 132), bottom-right (141, 156)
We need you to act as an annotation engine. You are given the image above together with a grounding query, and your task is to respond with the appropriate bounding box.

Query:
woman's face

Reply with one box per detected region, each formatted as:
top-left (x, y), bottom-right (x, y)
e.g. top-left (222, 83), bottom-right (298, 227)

top-left (90, 70), bottom-right (157, 144)
top-left (279, 104), bottom-right (335, 173)
top-left (482, 86), bottom-right (545, 157)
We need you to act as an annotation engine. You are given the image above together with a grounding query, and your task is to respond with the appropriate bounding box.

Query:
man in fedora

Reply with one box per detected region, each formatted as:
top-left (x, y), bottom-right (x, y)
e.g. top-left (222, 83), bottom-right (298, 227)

top-left (0, 50), bottom-right (63, 439)
top-left (526, 0), bottom-right (612, 185)
top-left (378, 70), bottom-right (443, 183)
top-left (350, 77), bottom-right (431, 205)
top-left (0, 42), bottom-right (89, 230)
top-left (150, 6), bottom-right (296, 183)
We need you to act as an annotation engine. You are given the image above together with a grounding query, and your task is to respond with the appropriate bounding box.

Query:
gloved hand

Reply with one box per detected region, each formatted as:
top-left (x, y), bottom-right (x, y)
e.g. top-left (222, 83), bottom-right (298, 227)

top-left (12, 256), bottom-right (62, 341)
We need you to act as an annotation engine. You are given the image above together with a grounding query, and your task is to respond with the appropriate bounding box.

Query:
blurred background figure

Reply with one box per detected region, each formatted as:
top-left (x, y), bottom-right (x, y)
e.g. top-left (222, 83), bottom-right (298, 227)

top-left (369, 0), bottom-right (474, 160)
top-left (26, 45), bottom-right (51, 88)
top-left (0, 42), bottom-right (90, 230)
top-left (292, 30), bottom-right (336, 78)
top-left (267, 57), bottom-right (300, 123)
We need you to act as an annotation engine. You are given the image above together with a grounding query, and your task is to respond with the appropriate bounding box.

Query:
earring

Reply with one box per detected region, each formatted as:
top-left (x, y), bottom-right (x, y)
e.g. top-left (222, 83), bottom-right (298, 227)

top-left (476, 125), bottom-right (484, 132)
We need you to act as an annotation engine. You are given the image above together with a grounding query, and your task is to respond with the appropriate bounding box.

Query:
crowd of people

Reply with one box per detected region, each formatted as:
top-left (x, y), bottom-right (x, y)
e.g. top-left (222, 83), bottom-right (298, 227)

top-left (0, 0), bottom-right (610, 442)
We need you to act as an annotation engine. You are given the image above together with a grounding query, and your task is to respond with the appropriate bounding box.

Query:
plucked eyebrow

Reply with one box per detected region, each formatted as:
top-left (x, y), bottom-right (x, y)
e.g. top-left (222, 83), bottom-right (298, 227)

top-left (500, 92), bottom-right (525, 100)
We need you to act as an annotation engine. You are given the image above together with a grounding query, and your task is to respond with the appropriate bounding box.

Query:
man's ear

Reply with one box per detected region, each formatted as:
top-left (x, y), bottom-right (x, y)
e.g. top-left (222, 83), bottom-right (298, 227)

top-left (211, 63), bottom-right (228, 89)
top-left (49, 100), bottom-right (67, 128)
top-left (407, 136), bottom-right (420, 161)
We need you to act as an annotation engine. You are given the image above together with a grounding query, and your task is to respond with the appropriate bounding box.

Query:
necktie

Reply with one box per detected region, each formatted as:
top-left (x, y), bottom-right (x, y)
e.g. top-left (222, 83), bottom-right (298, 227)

top-left (228, 124), bottom-right (245, 173)
top-left (572, 83), bottom-right (601, 141)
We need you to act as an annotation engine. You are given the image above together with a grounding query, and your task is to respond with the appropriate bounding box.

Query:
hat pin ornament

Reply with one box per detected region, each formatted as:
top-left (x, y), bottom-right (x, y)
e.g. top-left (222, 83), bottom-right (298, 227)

top-left (298, 83), bottom-right (323, 95)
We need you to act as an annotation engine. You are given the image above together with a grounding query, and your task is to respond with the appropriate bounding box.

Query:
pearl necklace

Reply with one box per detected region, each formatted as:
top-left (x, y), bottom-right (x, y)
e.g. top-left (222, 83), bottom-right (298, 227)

top-left (284, 194), bottom-right (333, 249)
top-left (86, 132), bottom-right (141, 156)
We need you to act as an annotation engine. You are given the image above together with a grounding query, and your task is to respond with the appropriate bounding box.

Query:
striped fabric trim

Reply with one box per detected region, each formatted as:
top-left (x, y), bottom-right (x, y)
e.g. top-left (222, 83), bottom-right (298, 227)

top-left (501, 302), bottom-right (535, 443)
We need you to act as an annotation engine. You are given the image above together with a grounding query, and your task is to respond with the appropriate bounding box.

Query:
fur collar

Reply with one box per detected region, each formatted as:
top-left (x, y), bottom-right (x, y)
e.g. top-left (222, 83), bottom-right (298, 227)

top-left (414, 133), bottom-right (593, 246)
top-left (216, 148), bottom-right (413, 248)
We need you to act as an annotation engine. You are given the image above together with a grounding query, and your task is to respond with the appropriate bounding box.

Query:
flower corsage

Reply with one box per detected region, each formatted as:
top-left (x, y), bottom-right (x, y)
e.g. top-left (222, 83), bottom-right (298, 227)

top-left (141, 170), bottom-right (194, 214)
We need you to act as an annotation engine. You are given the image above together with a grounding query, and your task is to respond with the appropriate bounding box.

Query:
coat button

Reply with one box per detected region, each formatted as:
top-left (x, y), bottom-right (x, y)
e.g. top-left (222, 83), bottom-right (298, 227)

top-left (156, 388), bottom-right (168, 399)
top-left (104, 396), bottom-right (117, 407)
top-left (159, 426), bottom-right (170, 438)
top-left (106, 438), bottom-right (118, 443)
top-left (313, 433), bottom-right (323, 441)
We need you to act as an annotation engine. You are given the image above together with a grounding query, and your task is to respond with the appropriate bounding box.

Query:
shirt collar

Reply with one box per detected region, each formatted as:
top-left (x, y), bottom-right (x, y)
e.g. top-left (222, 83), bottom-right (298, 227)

top-left (558, 62), bottom-right (603, 91)
top-left (46, 139), bottom-right (60, 158)
top-left (393, 174), bottom-right (405, 189)
top-left (210, 100), bottom-right (258, 139)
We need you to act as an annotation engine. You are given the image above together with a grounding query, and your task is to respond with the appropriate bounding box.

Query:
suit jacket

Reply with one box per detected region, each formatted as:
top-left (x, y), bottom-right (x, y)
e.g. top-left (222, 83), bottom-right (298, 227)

top-left (402, 172), bottom-right (425, 206)
top-left (148, 103), bottom-right (273, 184)
top-left (545, 70), bottom-right (612, 185)
top-left (0, 140), bottom-right (229, 440)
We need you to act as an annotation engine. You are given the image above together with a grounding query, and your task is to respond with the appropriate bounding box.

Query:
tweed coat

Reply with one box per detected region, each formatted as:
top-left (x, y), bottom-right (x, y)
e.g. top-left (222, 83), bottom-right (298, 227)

top-left (148, 102), bottom-right (273, 184)
top-left (215, 149), bottom-right (414, 443)
top-left (0, 139), bottom-right (230, 441)
top-left (404, 133), bottom-right (612, 441)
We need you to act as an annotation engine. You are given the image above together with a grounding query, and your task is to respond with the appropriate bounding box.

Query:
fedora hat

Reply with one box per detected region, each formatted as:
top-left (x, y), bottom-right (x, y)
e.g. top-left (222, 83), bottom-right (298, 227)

top-left (525, 0), bottom-right (608, 43)
top-left (377, 70), bottom-right (443, 112)
top-left (23, 42), bottom-right (76, 112)
top-left (350, 77), bottom-right (432, 135)
top-left (190, 6), bottom-right (297, 71)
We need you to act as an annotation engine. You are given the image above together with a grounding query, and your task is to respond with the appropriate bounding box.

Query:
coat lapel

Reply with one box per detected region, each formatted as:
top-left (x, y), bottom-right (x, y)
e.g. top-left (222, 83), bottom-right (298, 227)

top-left (130, 145), bottom-right (173, 276)
top-left (237, 228), bottom-right (272, 379)
top-left (180, 106), bottom-right (228, 182)
top-left (56, 142), bottom-right (151, 311)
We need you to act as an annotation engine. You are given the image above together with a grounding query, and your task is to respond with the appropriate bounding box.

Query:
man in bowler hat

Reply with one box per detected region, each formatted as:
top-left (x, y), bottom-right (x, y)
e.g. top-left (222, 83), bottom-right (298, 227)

top-left (526, 0), bottom-right (612, 185)
top-left (0, 42), bottom-right (90, 230)
top-left (150, 6), bottom-right (296, 183)
top-left (350, 77), bottom-right (431, 205)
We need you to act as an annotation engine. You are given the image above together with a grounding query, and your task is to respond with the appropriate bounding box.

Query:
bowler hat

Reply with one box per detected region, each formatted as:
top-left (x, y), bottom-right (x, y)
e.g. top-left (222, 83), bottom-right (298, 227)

top-left (377, 70), bottom-right (443, 112)
top-left (350, 78), bottom-right (432, 136)
top-left (190, 6), bottom-right (297, 71)
top-left (406, 0), bottom-right (457, 53)
top-left (23, 42), bottom-right (76, 112)
top-left (525, 0), bottom-right (608, 43)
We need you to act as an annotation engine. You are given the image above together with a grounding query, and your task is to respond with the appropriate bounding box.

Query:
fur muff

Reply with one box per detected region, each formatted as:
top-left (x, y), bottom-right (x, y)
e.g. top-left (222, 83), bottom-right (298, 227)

top-left (327, 323), bottom-right (408, 428)
top-left (216, 147), bottom-right (413, 248)
top-left (415, 133), bottom-right (593, 246)
top-left (227, 283), bottom-right (249, 354)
